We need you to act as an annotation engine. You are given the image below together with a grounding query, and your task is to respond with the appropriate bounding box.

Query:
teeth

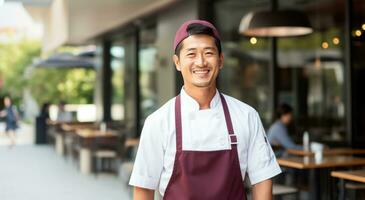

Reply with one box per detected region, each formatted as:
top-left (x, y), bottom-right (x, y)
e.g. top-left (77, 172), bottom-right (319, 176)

top-left (193, 70), bottom-right (209, 74)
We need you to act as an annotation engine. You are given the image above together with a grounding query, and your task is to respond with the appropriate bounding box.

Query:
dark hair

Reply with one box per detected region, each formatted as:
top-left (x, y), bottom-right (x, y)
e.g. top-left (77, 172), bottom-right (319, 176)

top-left (276, 103), bottom-right (293, 119)
top-left (41, 102), bottom-right (50, 113)
top-left (174, 23), bottom-right (222, 56)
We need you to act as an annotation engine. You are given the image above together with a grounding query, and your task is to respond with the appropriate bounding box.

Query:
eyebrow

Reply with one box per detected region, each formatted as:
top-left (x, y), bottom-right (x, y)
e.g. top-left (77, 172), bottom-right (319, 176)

top-left (184, 47), bottom-right (217, 52)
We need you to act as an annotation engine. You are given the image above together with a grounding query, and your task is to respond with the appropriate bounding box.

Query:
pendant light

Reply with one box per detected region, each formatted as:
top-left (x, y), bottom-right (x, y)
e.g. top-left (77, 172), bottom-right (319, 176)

top-left (239, 3), bottom-right (313, 37)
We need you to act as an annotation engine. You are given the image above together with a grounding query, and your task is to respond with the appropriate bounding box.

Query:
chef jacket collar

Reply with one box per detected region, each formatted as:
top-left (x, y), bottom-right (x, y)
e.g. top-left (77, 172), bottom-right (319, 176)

top-left (180, 87), bottom-right (221, 112)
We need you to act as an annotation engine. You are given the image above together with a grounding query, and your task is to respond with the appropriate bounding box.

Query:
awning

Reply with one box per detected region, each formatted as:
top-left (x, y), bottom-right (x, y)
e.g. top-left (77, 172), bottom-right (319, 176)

top-left (32, 52), bottom-right (95, 69)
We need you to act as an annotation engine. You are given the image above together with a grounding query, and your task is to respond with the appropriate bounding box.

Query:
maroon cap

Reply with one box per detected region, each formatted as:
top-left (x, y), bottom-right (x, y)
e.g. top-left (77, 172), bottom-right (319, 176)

top-left (173, 19), bottom-right (221, 52)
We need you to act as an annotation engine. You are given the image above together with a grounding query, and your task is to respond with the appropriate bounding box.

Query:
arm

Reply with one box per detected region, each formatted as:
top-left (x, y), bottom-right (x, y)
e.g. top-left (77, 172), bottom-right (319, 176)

top-left (252, 179), bottom-right (273, 200)
top-left (275, 127), bottom-right (302, 150)
top-left (133, 187), bottom-right (154, 200)
top-left (129, 115), bottom-right (165, 197)
top-left (246, 111), bottom-right (281, 196)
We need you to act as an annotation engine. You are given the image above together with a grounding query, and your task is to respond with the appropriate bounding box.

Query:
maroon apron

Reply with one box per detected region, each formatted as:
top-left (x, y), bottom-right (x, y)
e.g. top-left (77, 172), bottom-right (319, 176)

top-left (163, 94), bottom-right (247, 200)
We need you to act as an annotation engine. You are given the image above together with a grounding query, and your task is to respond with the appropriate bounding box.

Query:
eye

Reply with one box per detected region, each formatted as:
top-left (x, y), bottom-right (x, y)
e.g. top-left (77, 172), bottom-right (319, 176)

top-left (186, 52), bottom-right (195, 57)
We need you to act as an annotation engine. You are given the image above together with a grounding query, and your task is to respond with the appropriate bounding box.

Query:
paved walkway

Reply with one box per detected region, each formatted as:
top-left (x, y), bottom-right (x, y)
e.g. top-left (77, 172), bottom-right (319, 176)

top-left (0, 122), bottom-right (34, 146)
top-left (0, 122), bottom-right (132, 200)
top-left (0, 145), bottom-right (132, 200)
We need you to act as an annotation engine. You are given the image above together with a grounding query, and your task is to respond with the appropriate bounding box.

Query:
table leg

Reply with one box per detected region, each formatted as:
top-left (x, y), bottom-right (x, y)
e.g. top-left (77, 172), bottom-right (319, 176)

top-left (55, 134), bottom-right (64, 155)
top-left (310, 168), bottom-right (322, 200)
top-left (80, 148), bottom-right (92, 175)
top-left (339, 179), bottom-right (346, 200)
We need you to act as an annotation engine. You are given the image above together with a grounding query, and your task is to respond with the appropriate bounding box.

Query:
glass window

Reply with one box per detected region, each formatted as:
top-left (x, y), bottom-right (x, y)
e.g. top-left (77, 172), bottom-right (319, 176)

top-left (276, 0), bottom-right (347, 144)
top-left (213, 0), bottom-right (272, 126)
top-left (110, 35), bottom-right (137, 129)
top-left (110, 44), bottom-right (125, 121)
top-left (139, 26), bottom-right (158, 127)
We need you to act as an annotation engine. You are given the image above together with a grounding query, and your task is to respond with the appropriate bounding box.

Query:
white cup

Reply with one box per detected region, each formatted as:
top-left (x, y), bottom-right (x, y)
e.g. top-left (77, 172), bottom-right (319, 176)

top-left (311, 142), bottom-right (324, 163)
top-left (310, 142), bottom-right (324, 152)
top-left (100, 122), bottom-right (107, 132)
top-left (314, 151), bottom-right (323, 163)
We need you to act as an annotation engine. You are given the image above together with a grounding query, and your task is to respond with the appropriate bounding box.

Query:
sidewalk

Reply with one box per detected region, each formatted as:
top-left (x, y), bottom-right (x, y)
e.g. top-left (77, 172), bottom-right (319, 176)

top-left (0, 121), bottom-right (34, 146)
top-left (0, 145), bottom-right (132, 200)
top-left (0, 122), bottom-right (133, 200)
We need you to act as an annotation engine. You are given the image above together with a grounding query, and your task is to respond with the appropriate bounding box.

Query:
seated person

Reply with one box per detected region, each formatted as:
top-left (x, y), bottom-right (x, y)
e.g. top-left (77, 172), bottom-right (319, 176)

top-left (56, 101), bottom-right (73, 122)
top-left (267, 104), bottom-right (302, 155)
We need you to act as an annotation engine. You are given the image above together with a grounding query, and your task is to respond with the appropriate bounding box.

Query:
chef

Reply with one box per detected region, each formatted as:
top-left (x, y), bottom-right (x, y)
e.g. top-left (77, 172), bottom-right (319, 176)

top-left (129, 19), bottom-right (281, 200)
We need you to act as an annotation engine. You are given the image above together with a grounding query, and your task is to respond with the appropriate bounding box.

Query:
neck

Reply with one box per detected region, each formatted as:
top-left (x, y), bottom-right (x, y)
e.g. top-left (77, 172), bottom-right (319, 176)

top-left (183, 85), bottom-right (217, 110)
top-left (280, 119), bottom-right (288, 125)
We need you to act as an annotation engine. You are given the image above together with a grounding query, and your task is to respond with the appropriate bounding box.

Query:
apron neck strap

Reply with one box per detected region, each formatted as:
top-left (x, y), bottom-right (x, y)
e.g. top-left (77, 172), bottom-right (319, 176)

top-left (174, 93), bottom-right (235, 152)
top-left (175, 95), bottom-right (183, 152)
top-left (219, 94), bottom-right (235, 135)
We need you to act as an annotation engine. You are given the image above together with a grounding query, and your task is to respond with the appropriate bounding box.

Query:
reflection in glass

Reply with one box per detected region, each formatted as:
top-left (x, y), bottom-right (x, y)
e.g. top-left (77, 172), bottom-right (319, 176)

top-left (276, 0), bottom-right (347, 144)
top-left (213, 0), bottom-right (272, 126)
top-left (139, 27), bottom-right (158, 126)
top-left (110, 45), bottom-right (125, 121)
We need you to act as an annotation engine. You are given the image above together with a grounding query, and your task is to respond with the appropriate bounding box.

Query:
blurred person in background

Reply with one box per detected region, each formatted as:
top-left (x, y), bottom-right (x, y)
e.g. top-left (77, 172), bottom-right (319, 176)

top-left (56, 100), bottom-right (72, 122)
top-left (40, 102), bottom-right (50, 120)
top-left (267, 103), bottom-right (302, 156)
top-left (0, 96), bottom-right (19, 148)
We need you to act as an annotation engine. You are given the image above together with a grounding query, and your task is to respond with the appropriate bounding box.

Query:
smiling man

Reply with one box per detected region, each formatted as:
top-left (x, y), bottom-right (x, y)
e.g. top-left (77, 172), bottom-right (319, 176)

top-left (129, 20), bottom-right (281, 200)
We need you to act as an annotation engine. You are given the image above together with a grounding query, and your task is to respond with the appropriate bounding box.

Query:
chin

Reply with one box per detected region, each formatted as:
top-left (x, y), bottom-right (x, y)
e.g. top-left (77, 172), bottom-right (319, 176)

top-left (193, 82), bottom-right (212, 87)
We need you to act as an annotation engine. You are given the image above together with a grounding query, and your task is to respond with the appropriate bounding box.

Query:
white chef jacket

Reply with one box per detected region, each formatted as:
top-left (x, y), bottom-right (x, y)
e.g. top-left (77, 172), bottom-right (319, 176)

top-left (129, 88), bottom-right (281, 196)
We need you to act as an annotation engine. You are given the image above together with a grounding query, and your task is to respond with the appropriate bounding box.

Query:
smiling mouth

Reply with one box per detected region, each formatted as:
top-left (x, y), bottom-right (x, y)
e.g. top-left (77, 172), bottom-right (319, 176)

top-left (193, 69), bottom-right (210, 74)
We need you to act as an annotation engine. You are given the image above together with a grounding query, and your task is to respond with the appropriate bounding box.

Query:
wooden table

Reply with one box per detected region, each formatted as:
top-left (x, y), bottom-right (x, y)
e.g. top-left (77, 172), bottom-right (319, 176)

top-left (277, 156), bottom-right (365, 169)
top-left (331, 169), bottom-right (365, 200)
top-left (125, 138), bottom-right (139, 148)
top-left (277, 156), bottom-right (365, 200)
top-left (286, 148), bottom-right (365, 157)
top-left (75, 129), bottom-right (118, 175)
top-left (50, 122), bottom-right (95, 155)
top-left (331, 169), bottom-right (365, 183)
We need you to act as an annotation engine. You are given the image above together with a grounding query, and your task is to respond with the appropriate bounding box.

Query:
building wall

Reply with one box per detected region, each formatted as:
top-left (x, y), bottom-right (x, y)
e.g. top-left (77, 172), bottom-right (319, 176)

top-left (43, 0), bottom-right (69, 53)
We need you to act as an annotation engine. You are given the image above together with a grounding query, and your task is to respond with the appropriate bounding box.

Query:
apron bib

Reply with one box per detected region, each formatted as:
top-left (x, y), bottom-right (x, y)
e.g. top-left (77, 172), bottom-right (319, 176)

top-left (163, 94), bottom-right (246, 200)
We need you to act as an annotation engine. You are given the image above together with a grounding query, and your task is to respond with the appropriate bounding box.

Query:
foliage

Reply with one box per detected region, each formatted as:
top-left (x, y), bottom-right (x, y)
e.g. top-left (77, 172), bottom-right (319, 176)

top-left (27, 68), bottom-right (95, 104)
top-left (0, 39), bottom-right (41, 104)
top-left (0, 39), bottom-right (96, 106)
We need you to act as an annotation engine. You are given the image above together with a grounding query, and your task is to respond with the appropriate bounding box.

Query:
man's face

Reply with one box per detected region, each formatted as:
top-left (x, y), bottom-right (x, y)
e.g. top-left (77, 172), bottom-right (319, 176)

top-left (282, 113), bottom-right (293, 125)
top-left (173, 34), bottom-right (223, 90)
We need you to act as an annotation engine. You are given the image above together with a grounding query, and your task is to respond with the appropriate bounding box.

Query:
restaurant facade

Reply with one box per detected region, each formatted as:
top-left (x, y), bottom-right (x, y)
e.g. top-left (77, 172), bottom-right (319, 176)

top-left (26, 0), bottom-right (365, 147)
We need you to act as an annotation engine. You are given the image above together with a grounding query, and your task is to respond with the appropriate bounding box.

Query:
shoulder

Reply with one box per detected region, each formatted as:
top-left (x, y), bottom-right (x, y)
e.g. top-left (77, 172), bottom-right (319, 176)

top-left (270, 121), bottom-right (284, 131)
top-left (221, 93), bottom-right (258, 116)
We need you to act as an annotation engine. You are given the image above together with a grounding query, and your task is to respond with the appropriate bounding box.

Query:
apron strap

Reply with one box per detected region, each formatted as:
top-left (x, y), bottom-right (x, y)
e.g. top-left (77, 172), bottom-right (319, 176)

top-left (220, 94), bottom-right (237, 147)
top-left (175, 95), bottom-right (183, 152)
top-left (219, 94), bottom-right (234, 134)
top-left (174, 93), bottom-right (236, 152)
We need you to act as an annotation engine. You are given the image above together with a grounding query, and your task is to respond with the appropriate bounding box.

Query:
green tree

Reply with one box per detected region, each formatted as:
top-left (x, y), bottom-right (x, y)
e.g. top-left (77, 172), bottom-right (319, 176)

top-left (0, 39), bottom-right (95, 106)
top-left (0, 39), bottom-right (41, 104)
top-left (27, 68), bottom-right (95, 105)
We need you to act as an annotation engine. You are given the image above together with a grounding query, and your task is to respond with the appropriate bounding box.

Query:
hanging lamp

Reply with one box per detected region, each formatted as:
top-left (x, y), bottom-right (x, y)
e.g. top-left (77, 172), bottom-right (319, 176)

top-left (239, 9), bottom-right (313, 37)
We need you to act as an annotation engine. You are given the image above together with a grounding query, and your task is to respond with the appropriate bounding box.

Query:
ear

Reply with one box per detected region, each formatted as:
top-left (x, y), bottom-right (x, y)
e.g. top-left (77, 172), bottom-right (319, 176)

top-left (173, 55), bottom-right (181, 71)
top-left (219, 52), bottom-right (224, 69)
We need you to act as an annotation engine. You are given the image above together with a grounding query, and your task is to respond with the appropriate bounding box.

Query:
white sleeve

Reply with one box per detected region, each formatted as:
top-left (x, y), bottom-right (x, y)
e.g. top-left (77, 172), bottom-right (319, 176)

top-left (246, 111), bottom-right (281, 185)
top-left (129, 115), bottom-right (164, 190)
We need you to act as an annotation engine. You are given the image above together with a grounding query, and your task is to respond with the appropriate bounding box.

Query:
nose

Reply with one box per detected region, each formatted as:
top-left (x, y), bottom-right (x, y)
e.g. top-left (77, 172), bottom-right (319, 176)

top-left (194, 53), bottom-right (206, 67)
